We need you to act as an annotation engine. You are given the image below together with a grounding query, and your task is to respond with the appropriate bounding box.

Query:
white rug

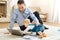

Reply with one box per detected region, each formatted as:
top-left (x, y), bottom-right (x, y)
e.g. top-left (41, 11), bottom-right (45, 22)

top-left (0, 24), bottom-right (60, 40)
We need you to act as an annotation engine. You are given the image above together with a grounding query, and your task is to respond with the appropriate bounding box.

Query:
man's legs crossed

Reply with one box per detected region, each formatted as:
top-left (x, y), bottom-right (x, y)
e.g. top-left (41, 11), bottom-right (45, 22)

top-left (28, 11), bottom-right (48, 29)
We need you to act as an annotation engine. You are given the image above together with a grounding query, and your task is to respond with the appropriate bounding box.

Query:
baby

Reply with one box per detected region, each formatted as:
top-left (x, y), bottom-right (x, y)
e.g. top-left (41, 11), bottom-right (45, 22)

top-left (23, 19), bottom-right (47, 38)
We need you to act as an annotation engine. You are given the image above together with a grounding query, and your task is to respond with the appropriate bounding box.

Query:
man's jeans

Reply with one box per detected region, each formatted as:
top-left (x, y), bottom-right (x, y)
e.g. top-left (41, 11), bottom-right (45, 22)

top-left (28, 11), bottom-right (43, 24)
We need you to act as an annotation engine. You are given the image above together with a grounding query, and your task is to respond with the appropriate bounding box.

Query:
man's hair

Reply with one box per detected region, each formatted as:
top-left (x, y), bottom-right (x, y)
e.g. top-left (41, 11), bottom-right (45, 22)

top-left (17, 0), bottom-right (25, 4)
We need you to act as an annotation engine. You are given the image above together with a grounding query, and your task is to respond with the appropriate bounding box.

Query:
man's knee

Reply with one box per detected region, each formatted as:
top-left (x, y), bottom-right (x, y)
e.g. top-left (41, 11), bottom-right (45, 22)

top-left (33, 11), bottom-right (39, 16)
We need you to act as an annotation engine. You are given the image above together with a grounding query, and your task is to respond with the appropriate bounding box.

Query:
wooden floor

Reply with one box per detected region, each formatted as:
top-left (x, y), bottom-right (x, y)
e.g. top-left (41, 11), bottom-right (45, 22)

top-left (0, 22), bottom-right (19, 29)
top-left (44, 22), bottom-right (60, 27)
top-left (0, 22), bottom-right (60, 29)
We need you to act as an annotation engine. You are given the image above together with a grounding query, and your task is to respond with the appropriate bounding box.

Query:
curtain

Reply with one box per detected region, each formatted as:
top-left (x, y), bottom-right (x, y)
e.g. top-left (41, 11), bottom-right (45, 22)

top-left (51, 0), bottom-right (60, 23)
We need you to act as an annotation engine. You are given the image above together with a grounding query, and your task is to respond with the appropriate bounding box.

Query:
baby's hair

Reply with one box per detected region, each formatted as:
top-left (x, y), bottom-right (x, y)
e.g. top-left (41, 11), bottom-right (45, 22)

top-left (23, 19), bottom-right (30, 23)
top-left (23, 19), bottom-right (30, 27)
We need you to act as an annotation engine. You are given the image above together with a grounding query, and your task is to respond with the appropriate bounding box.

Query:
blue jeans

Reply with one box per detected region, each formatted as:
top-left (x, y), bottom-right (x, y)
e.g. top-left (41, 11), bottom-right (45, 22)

top-left (30, 24), bottom-right (44, 34)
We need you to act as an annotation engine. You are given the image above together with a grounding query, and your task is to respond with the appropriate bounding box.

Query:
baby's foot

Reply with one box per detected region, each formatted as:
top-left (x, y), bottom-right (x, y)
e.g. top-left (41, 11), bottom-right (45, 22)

top-left (43, 33), bottom-right (47, 37)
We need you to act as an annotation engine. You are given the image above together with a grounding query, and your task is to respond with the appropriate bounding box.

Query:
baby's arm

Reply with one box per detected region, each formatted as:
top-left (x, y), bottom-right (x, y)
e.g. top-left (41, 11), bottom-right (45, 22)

top-left (23, 19), bottom-right (32, 34)
top-left (23, 26), bottom-right (32, 34)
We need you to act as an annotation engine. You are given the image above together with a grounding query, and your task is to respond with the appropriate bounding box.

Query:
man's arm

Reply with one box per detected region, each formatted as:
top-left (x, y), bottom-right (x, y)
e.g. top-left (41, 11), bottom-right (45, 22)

top-left (29, 9), bottom-right (40, 25)
top-left (9, 10), bottom-right (17, 29)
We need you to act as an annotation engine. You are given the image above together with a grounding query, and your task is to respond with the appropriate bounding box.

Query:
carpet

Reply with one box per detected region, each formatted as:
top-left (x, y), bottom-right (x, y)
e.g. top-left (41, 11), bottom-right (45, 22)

top-left (0, 24), bottom-right (60, 40)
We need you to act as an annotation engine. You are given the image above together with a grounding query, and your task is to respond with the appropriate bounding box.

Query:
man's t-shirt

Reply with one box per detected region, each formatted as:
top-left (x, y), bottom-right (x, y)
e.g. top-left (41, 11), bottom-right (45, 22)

top-left (10, 8), bottom-right (39, 29)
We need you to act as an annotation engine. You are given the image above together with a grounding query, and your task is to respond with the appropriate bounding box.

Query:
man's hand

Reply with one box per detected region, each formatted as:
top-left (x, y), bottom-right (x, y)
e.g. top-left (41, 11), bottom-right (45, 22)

top-left (35, 22), bottom-right (40, 26)
top-left (32, 21), bottom-right (40, 26)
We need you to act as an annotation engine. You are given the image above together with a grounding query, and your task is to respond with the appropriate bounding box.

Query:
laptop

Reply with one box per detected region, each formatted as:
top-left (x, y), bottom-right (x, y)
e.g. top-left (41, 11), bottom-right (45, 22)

top-left (7, 28), bottom-right (24, 36)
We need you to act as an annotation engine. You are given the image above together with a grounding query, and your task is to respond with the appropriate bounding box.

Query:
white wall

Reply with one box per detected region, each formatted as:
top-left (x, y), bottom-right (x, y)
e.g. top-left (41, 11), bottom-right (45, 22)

top-left (30, 0), bottom-right (52, 22)
top-left (30, 0), bottom-right (49, 13)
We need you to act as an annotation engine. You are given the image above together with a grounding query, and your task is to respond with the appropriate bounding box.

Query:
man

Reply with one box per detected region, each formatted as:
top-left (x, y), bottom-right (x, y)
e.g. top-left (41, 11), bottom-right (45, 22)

top-left (5, 0), bottom-right (47, 38)
top-left (10, 0), bottom-right (39, 29)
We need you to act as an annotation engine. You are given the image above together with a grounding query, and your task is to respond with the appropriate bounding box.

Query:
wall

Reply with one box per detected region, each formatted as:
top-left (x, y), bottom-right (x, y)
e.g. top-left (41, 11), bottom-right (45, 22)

top-left (28, 0), bottom-right (52, 22)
